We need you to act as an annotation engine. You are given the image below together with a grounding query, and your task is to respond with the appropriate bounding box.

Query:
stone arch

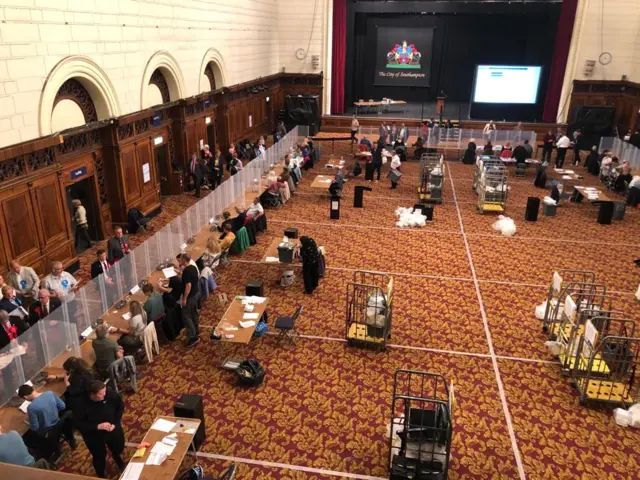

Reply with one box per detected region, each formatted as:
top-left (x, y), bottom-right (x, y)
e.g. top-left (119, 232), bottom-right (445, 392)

top-left (198, 48), bottom-right (229, 93)
top-left (141, 51), bottom-right (186, 109)
top-left (39, 56), bottom-right (120, 135)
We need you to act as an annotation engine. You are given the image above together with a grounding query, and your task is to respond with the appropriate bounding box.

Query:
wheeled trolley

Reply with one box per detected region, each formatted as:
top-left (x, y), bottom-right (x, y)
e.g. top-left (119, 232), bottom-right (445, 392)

top-left (476, 163), bottom-right (508, 214)
top-left (472, 156), bottom-right (501, 194)
top-left (345, 271), bottom-right (393, 349)
top-left (574, 332), bottom-right (640, 406)
top-left (539, 270), bottom-right (596, 331)
top-left (418, 154), bottom-right (444, 204)
top-left (388, 370), bottom-right (454, 480)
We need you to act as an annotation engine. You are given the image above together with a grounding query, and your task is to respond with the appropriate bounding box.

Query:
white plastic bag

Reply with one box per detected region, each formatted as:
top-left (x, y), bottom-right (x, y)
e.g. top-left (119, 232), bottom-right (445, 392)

top-left (535, 302), bottom-right (547, 320)
top-left (636, 283), bottom-right (640, 301)
top-left (544, 341), bottom-right (562, 356)
top-left (628, 403), bottom-right (640, 428)
top-left (614, 408), bottom-right (632, 427)
top-left (543, 196), bottom-right (557, 205)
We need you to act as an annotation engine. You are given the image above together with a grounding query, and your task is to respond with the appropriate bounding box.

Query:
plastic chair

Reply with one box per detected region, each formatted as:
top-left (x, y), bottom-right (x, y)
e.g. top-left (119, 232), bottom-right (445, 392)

top-left (143, 322), bottom-right (160, 363)
top-left (274, 305), bottom-right (303, 344)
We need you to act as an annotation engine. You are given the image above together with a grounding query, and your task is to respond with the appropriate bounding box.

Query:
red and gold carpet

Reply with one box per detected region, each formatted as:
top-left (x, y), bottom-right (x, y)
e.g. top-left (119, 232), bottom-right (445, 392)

top-left (57, 140), bottom-right (640, 480)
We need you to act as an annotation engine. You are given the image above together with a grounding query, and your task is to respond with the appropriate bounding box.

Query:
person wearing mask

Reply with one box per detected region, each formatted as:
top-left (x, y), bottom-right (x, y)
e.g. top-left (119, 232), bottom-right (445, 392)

top-left (18, 384), bottom-right (76, 459)
top-left (189, 153), bottom-right (204, 198)
top-left (179, 254), bottom-right (200, 348)
top-left (350, 115), bottom-right (359, 144)
top-left (461, 140), bottom-right (477, 165)
top-left (28, 289), bottom-right (62, 326)
top-left (72, 199), bottom-right (94, 250)
top-left (47, 357), bottom-right (95, 415)
top-left (299, 236), bottom-right (321, 294)
top-left (522, 139), bottom-right (533, 159)
top-left (92, 324), bottom-right (123, 378)
top-left (389, 150), bottom-right (402, 189)
top-left (107, 227), bottom-right (130, 264)
top-left (542, 130), bottom-right (554, 164)
top-left (75, 381), bottom-right (126, 478)
top-left (8, 259), bottom-right (40, 303)
top-left (555, 133), bottom-right (570, 168)
top-left (371, 141), bottom-right (383, 182)
top-left (218, 223), bottom-right (236, 251)
top-left (0, 425), bottom-right (50, 469)
top-left (115, 300), bottom-right (147, 355)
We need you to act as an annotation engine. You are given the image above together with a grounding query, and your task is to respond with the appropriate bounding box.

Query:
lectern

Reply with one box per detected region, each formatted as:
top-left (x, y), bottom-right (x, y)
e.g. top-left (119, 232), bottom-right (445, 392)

top-left (437, 96), bottom-right (446, 114)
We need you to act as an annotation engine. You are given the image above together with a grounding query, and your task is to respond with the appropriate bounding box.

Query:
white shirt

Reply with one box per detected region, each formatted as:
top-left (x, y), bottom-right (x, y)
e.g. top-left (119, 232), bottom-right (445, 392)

top-left (390, 155), bottom-right (401, 170)
top-left (483, 123), bottom-right (495, 134)
top-left (247, 203), bottom-right (264, 218)
top-left (629, 176), bottom-right (640, 188)
top-left (43, 271), bottom-right (77, 301)
top-left (556, 136), bottom-right (570, 148)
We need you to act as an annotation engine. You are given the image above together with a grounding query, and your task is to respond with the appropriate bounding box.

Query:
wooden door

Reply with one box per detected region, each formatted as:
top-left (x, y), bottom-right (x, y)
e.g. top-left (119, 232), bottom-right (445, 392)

top-left (0, 185), bottom-right (43, 270)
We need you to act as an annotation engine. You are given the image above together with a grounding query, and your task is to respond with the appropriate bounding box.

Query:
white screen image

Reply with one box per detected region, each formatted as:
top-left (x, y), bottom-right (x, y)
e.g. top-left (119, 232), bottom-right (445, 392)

top-left (473, 65), bottom-right (542, 104)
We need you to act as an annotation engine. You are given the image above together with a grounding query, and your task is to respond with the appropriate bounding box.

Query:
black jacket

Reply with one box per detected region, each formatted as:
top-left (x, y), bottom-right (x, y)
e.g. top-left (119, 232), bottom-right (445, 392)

top-left (107, 236), bottom-right (130, 264)
top-left (28, 298), bottom-right (62, 326)
top-left (513, 145), bottom-right (527, 164)
top-left (0, 297), bottom-right (21, 314)
top-left (0, 317), bottom-right (28, 349)
top-left (64, 370), bottom-right (96, 413)
top-left (75, 387), bottom-right (124, 435)
top-left (90, 259), bottom-right (112, 280)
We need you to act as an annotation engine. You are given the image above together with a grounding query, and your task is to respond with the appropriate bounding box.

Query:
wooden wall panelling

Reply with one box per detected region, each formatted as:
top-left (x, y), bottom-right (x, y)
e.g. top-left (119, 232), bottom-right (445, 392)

top-left (121, 144), bottom-right (141, 205)
top-left (30, 173), bottom-right (69, 250)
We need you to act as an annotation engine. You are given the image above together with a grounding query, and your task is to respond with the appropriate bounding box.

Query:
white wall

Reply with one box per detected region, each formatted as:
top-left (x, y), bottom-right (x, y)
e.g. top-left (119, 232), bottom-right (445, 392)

top-left (558, 0), bottom-right (640, 121)
top-left (0, 0), bottom-right (330, 149)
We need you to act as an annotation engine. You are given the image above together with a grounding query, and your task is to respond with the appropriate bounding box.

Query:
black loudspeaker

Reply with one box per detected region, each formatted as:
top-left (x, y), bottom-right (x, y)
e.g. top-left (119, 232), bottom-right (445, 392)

top-left (246, 279), bottom-right (264, 297)
top-left (285, 95), bottom-right (320, 135)
top-left (597, 202), bottom-right (614, 225)
top-left (284, 227), bottom-right (298, 239)
top-left (174, 394), bottom-right (205, 450)
top-left (525, 197), bottom-right (540, 221)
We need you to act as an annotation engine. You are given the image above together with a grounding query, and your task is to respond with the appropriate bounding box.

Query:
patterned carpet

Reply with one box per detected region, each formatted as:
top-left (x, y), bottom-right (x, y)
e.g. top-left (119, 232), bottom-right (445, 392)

top-left (56, 139), bottom-right (640, 480)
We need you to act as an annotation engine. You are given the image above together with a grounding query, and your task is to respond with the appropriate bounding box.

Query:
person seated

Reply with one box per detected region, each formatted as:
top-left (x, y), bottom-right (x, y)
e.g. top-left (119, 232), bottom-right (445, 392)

top-left (246, 197), bottom-right (264, 218)
top-left (500, 142), bottom-right (513, 159)
top-left (523, 139), bottom-right (533, 159)
top-left (0, 424), bottom-right (50, 469)
top-left (17, 384), bottom-right (76, 459)
top-left (614, 163), bottom-right (633, 192)
top-left (219, 224), bottom-right (236, 251)
top-left (114, 300), bottom-right (147, 356)
top-left (599, 153), bottom-right (614, 178)
top-left (585, 146), bottom-right (600, 175)
top-left (29, 289), bottom-right (62, 326)
top-left (281, 167), bottom-right (295, 194)
top-left (329, 169), bottom-right (345, 197)
top-left (142, 283), bottom-right (164, 324)
top-left (346, 161), bottom-right (362, 178)
top-left (483, 142), bottom-right (493, 155)
top-left (0, 309), bottom-right (27, 349)
top-left (359, 135), bottom-right (372, 151)
top-left (0, 285), bottom-right (23, 313)
top-left (461, 141), bottom-right (477, 165)
top-left (217, 211), bottom-right (234, 233)
top-left (513, 143), bottom-right (527, 164)
top-left (92, 324), bottom-right (124, 378)
top-left (284, 155), bottom-right (300, 185)
top-left (627, 176), bottom-right (640, 207)
top-left (267, 174), bottom-right (288, 204)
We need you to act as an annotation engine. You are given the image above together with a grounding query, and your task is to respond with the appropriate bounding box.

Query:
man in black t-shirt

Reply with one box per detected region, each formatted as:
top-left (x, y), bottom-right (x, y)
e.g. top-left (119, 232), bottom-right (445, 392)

top-left (179, 254), bottom-right (200, 347)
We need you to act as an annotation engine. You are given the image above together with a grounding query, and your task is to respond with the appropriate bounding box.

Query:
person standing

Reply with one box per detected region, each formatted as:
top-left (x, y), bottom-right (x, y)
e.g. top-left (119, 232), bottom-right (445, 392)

top-left (189, 153), bottom-right (203, 199)
top-left (572, 129), bottom-right (582, 165)
top-left (555, 133), bottom-right (570, 168)
top-left (389, 151), bottom-right (402, 189)
top-left (350, 115), bottom-right (359, 144)
top-left (210, 148), bottom-right (224, 189)
top-left (379, 121), bottom-right (389, 144)
top-left (107, 227), bottom-right (130, 265)
top-left (542, 130), bottom-right (554, 164)
top-left (299, 236), bottom-right (320, 294)
top-left (372, 141), bottom-right (383, 182)
top-left (72, 199), bottom-right (94, 250)
top-left (76, 381), bottom-right (125, 478)
top-left (179, 254), bottom-right (200, 348)
top-left (483, 120), bottom-right (496, 143)
top-left (512, 121), bottom-right (523, 142)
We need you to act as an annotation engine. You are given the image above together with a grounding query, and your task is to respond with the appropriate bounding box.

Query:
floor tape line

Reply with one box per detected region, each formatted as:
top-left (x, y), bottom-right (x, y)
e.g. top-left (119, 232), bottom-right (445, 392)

top-left (447, 164), bottom-right (527, 480)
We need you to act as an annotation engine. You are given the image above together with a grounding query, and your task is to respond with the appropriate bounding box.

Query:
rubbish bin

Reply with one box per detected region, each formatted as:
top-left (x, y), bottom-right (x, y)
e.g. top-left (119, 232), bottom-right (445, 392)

top-left (613, 202), bottom-right (626, 221)
top-left (542, 203), bottom-right (557, 217)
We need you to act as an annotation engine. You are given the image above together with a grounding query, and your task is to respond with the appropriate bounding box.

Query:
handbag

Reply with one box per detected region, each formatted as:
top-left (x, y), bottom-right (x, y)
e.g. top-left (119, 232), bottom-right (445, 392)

top-left (387, 170), bottom-right (403, 182)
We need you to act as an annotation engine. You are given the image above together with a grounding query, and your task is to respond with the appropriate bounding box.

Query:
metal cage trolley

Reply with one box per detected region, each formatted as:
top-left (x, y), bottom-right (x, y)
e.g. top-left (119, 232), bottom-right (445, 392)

top-left (574, 327), bottom-right (640, 407)
top-left (418, 154), bottom-right (445, 204)
top-left (345, 271), bottom-right (393, 349)
top-left (388, 370), bottom-right (454, 480)
top-left (476, 163), bottom-right (508, 214)
top-left (472, 156), bottom-right (501, 194)
top-left (540, 270), bottom-right (596, 332)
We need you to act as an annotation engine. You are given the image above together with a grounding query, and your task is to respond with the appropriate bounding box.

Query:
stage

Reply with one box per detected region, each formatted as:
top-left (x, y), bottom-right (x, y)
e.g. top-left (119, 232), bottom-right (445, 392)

top-left (344, 100), bottom-right (471, 121)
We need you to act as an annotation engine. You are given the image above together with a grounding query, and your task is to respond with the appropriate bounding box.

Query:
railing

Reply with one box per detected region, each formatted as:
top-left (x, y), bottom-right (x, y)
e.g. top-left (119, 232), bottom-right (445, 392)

top-left (598, 137), bottom-right (640, 171)
top-left (0, 125), bottom-right (308, 407)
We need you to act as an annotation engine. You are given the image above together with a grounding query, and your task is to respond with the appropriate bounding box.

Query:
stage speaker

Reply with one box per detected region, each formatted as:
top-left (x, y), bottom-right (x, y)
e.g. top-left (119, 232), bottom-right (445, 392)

top-left (597, 202), bottom-right (614, 225)
top-left (285, 95), bottom-right (320, 135)
top-left (174, 394), bottom-right (205, 450)
top-left (525, 197), bottom-right (540, 222)
top-left (284, 227), bottom-right (298, 239)
top-left (246, 279), bottom-right (264, 297)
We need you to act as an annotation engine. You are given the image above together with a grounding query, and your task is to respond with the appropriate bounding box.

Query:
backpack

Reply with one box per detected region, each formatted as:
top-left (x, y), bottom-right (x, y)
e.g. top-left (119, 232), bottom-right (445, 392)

top-left (236, 360), bottom-right (265, 387)
top-left (253, 320), bottom-right (268, 338)
top-left (179, 465), bottom-right (204, 480)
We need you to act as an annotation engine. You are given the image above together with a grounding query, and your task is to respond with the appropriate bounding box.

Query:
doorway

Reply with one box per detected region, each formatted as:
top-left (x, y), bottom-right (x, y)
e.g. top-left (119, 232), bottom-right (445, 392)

top-left (155, 143), bottom-right (171, 196)
top-left (206, 123), bottom-right (216, 152)
top-left (66, 177), bottom-right (101, 254)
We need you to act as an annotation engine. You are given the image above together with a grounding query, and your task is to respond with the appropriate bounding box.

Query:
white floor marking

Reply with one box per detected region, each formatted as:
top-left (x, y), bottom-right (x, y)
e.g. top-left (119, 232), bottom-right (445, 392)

top-left (447, 164), bottom-right (527, 480)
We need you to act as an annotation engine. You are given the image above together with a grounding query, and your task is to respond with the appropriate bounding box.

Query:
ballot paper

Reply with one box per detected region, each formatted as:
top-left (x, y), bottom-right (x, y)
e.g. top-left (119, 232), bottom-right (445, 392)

top-left (562, 175), bottom-right (571, 180)
top-left (162, 267), bottom-right (177, 279)
top-left (265, 256), bottom-right (279, 263)
top-left (130, 285), bottom-right (140, 295)
top-left (0, 354), bottom-right (15, 369)
top-left (150, 418), bottom-right (176, 432)
top-left (16, 380), bottom-right (33, 394)
top-left (19, 400), bottom-right (31, 413)
top-left (243, 313), bottom-right (260, 320)
top-left (121, 462), bottom-right (144, 480)
top-left (239, 320), bottom-right (256, 328)
top-left (151, 440), bottom-right (175, 455)
top-left (241, 296), bottom-right (266, 304)
top-left (146, 452), bottom-right (167, 466)
top-left (122, 312), bottom-right (132, 321)
top-left (80, 326), bottom-right (94, 338)
top-left (10, 345), bottom-right (27, 356)
top-left (9, 307), bottom-right (28, 319)
top-left (180, 243), bottom-right (188, 251)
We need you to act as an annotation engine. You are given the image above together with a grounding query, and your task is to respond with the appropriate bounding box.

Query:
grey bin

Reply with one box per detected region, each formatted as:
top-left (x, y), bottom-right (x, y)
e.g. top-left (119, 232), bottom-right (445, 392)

top-left (542, 203), bottom-right (557, 217)
top-left (613, 202), bottom-right (626, 221)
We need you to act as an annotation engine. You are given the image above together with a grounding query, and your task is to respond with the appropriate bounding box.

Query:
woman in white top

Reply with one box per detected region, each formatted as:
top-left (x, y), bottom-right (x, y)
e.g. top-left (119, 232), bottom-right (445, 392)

top-left (114, 300), bottom-right (147, 355)
top-left (350, 115), bottom-right (359, 144)
top-left (389, 153), bottom-right (402, 189)
top-left (72, 199), bottom-right (93, 250)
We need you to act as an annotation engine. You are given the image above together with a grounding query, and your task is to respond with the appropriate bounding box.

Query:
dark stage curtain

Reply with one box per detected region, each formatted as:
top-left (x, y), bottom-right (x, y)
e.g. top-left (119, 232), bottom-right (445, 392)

top-left (542, 0), bottom-right (578, 123)
top-left (331, 0), bottom-right (346, 114)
